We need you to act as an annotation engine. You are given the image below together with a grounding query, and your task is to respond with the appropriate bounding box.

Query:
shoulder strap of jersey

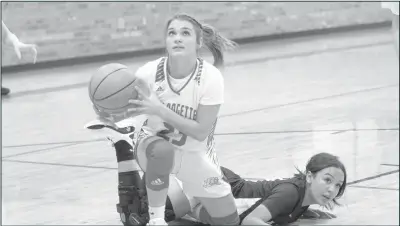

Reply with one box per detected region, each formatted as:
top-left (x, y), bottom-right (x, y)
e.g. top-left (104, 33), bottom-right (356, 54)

top-left (193, 58), bottom-right (204, 85)
top-left (155, 57), bottom-right (166, 83)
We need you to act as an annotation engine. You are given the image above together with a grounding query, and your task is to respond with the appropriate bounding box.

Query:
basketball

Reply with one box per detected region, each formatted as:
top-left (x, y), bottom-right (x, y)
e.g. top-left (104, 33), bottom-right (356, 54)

top-left (88, 63), bottom-right (138, 114)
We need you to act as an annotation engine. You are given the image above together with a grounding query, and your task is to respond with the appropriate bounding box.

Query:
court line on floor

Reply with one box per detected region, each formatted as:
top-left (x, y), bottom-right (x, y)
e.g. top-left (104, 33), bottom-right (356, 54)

top-left (2, 159), bottom-right (117, 170)
top-left (2, 142), bottom-right (98, 159)
top-left (347, 169), bottom-right (399, 185)
top-left (381, 163), bottom-right (399, 167)
top-left (3, 138), bottom-right (105, 148)
top-left (349, 185), bottom-right (399, 191)
top-left (2, 158), bottom-right (399, 187)
top-left (215, 128), bottom-right (399, 136)
top-left (220, 84), bottom-right (399, 118)
top-left (3, 84), bottom-right (397, 151)
top-left (3, 128), bottom-right (398, 149)
top-left (4, 41), bottom-right (391, 98)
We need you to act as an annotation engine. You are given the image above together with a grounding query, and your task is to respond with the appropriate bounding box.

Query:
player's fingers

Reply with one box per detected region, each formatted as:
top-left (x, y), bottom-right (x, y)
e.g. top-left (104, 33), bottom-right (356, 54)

top-left (300, 209), bottom-right (320, 219)
top-left (97, 110), bottom-right (111, 118)
top-left (31, 46), bottom-right (37, 64)
top-left (127, 107), bottom-right (145, 113)
top-left (327, 212), bottom-right (336, 219)
top-left (14, 46), bottom-right (21, 59)
top-left (128, 99), bottom-right (143, 105)
top-left (134, 86), bottom-right (149, 99)
top-left (92, 104), bottom-right (100, 112)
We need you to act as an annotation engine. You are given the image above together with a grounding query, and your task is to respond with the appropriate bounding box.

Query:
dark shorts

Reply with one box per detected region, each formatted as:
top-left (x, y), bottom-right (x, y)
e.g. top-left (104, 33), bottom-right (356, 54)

top-left (220, 166), bottom-right (246, 197)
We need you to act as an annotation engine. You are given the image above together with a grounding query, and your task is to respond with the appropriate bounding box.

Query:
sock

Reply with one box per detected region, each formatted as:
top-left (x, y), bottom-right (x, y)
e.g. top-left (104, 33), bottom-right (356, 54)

top-left (149, 205), bottom-right (165, 220)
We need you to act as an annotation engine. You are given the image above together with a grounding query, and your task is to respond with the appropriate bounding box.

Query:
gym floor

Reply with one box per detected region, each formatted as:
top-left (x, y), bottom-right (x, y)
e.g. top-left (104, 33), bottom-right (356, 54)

top-left (2, 26), bottom-right (399, 225)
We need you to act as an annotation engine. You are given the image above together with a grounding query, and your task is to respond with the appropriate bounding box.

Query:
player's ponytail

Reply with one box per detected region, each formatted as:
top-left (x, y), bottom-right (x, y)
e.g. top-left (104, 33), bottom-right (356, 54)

top-left (200, 24), bottom-right (238, 68)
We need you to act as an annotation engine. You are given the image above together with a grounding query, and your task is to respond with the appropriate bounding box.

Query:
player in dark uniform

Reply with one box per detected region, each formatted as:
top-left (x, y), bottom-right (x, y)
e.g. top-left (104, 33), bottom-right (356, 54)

top-left (219, 152), bottom-right (346, 225)
top-left (86, 118), bottom-right (346, 226)
top-left (159, 152), bottom-right (346, 225)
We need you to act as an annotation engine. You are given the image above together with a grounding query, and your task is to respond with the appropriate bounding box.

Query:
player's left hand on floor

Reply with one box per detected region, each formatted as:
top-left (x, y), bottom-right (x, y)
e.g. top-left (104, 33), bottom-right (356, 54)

top-left (300, 208), bottom-right (336, 219)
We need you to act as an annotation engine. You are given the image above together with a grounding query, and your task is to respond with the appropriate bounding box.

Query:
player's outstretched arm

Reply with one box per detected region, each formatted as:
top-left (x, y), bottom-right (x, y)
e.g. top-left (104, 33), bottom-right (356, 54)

top-left (221, 166), bottom-right (270, 198)
top-left (241, 183), bottom-right (299, 225)
top-left (2, 21), bottom-right (37, 63)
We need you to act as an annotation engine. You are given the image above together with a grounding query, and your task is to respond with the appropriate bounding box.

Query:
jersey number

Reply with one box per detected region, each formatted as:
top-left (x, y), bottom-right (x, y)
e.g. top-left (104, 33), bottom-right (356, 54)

top-left (158, 122), bottom-right (187, 146)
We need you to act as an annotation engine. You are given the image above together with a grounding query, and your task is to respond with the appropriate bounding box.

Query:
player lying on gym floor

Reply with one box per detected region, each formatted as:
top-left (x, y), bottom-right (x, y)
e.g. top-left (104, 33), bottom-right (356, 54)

top-left (86, 119), bottom-right (346, 226)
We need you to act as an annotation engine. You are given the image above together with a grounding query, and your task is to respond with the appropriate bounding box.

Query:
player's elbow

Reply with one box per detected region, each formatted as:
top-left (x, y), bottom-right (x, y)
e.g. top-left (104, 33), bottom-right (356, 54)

top-left (191, 130), bottom-right (209, 142)
top-left (188, 125), bottom-right (212, 142)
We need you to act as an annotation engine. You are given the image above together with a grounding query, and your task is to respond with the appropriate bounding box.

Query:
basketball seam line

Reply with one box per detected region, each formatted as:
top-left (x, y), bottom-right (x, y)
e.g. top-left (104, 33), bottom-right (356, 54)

top-left (96, 102), bottom-right (131, 110)
top-left (95, 77), bottom-right (137, 101)
top-left (92, 67), bottom-right (127, 100)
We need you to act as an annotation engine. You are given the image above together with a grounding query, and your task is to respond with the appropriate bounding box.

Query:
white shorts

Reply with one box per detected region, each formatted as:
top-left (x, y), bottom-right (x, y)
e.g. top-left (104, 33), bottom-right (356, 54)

top-left (168, 174), bottom-right (261, 219)
top-left (136, 135), bottom-right (231, 198)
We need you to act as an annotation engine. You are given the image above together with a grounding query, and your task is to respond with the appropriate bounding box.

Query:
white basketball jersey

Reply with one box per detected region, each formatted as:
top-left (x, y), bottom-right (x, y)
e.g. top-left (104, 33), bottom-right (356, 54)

top-left (135, 57), bottom-right (223, 167)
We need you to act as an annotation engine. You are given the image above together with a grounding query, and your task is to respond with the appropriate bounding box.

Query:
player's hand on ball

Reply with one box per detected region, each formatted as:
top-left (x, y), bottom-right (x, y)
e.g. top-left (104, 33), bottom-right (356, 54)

top-left (92, 105), bottom-right (118, 127)
top-left (128, 85), bottom-right (164, 116)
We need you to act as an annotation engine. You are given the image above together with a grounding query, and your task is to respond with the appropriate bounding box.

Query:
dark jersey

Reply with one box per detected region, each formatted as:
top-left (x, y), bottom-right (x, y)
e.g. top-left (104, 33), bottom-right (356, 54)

top-left (221, 167), bottom-right (309, 225)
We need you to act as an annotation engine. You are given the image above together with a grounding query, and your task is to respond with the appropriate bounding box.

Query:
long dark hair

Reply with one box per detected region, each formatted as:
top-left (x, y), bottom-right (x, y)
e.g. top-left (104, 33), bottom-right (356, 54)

top-left (165, 13), bottom-right (238, 68)
top-left (294, 152), bottom-right (347, 209)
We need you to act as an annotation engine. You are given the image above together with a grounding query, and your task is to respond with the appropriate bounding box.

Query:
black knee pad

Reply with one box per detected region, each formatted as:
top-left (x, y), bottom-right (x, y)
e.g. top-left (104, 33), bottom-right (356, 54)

top-left (114, 140), bottom-right (134, 162)
top-left (114, 141), bottom-right (149, 225)
top-left (117, 180), bottom-right (149, 226)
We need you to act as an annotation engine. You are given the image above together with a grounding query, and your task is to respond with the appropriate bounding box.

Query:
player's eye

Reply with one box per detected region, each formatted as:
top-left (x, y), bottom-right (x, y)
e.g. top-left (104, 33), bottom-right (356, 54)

top-left (324, 178), bottom-right (332, 184)
top-left (168, 31), bottom-right (176, 36)
top-left (183, 31), bottom-right (191, 36)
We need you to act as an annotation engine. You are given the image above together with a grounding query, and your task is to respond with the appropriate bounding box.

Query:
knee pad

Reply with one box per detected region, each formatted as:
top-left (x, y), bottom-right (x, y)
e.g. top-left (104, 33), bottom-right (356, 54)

top-left (116, 171), bottom-right (149, 226)
top-left (114, 140), bottom-right (134, 163)
top-left (114, 141), bottom-right (149, 225)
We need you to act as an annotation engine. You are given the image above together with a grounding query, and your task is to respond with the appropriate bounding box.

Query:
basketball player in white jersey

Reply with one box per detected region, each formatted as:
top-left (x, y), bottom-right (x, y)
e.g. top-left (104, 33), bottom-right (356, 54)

top-left (121, 14), bottom-right (239, 225)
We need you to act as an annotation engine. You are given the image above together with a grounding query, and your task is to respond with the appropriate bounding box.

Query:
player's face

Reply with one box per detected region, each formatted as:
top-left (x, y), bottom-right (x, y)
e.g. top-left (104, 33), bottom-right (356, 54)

top-left (166, 19), bottom-right (199, 58)
top-left (307, 167), bottom-right (344, 206)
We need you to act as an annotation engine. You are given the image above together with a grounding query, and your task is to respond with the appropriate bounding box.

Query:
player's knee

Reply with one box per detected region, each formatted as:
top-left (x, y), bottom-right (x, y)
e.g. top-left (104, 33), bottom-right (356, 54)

top-left (145, 139), bottom-right (175, 173)
top-left (114, 140), bottom-right (134, 162)
top-left (199, 207), bottom-right (240, 225)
